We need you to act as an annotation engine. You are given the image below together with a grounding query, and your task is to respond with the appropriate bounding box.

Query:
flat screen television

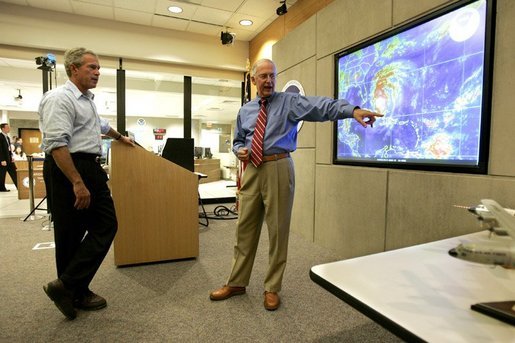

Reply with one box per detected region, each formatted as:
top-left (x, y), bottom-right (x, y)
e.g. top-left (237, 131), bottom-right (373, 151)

top-left (334, 0), bottom-right (495, 174)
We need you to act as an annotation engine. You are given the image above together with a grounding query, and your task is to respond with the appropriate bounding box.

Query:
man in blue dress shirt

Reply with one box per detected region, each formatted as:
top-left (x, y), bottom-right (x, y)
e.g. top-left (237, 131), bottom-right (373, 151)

top-left (210, 58), bottom-right (383, 310)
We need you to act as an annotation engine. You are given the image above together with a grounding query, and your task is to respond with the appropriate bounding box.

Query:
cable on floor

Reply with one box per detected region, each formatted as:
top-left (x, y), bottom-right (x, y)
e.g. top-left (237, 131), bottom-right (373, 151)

top-left (201, 204), bottom-right (238, 220)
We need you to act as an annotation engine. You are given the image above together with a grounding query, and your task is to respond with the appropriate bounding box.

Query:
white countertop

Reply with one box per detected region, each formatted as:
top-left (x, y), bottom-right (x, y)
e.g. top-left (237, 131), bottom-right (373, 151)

top-left (311, 231), bottom-right (515, 342)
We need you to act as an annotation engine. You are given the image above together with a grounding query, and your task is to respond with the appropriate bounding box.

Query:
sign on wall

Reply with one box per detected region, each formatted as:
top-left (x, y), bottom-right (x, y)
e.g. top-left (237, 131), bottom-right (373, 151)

top-left (282, 80), bottom-right (305, 132)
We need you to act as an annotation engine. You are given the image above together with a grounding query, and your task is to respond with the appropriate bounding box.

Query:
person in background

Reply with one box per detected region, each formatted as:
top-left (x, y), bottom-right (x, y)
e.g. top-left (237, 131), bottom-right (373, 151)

top-left (13, 137), bottom-right (22, 151)
top-left (13, 146), bottom-right (27, 161)
top-left (0, 123), bottom-right (18, 192)
top-left (39, 47), bottom-right (134, 320)
top-left (10, 135), bottom-right (18, 152)
top-left (210, 58), bottom-right (383, 311)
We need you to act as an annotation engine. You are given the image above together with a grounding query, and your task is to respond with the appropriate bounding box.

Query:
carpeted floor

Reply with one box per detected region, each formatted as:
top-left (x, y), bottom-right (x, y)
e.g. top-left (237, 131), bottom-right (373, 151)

top-left (0, 205), bottom-right (401, 342)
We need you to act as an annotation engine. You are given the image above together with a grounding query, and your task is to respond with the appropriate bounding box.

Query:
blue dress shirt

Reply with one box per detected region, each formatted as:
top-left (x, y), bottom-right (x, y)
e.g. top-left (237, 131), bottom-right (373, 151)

top-left (233, 91), bottom-right (357, 155)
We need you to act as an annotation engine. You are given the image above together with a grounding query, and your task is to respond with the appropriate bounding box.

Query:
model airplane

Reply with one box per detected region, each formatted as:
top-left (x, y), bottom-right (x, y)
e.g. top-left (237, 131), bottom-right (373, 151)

top-left (460, 202), bottom-right (515, 236)
top-left (449, 199), bottom-right (515, 269)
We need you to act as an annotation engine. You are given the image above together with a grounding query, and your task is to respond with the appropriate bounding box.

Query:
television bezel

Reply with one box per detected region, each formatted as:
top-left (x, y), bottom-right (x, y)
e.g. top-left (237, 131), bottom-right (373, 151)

top-left (332, 0), bottom-right (496, 174)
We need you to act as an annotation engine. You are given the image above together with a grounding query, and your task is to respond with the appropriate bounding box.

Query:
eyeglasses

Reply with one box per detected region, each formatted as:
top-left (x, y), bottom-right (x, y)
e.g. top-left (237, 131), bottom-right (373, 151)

top-left (256, 73), bottom-right (276, 81)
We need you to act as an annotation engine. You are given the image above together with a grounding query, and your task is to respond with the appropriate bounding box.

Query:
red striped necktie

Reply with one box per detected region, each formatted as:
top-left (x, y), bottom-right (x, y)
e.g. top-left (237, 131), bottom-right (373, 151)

top-left (250, 98), bottom-right (268, 167)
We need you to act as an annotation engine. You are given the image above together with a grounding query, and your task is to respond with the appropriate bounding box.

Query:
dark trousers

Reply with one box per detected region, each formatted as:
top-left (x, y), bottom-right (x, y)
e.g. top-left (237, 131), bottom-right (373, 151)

top-left (0, 162), bottom-right (17, 190)
top-left (43, 154), bottom-right (117, 295)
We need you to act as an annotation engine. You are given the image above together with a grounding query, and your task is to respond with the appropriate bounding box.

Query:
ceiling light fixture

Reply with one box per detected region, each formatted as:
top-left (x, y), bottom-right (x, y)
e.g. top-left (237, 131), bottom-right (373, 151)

top-left (276, 1), bottom-right (287, 16)
top-left (168, 6), bottom-right (183, 14)
top-left (239, 19), bottom-right (253, 26)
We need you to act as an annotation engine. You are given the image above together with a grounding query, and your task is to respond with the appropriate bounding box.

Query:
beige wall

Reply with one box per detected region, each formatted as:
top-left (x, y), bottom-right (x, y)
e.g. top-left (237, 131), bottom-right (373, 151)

top-left (249, 0), bottom-right (334, 98)
top-left (272, 0), bottom-right (515, 259)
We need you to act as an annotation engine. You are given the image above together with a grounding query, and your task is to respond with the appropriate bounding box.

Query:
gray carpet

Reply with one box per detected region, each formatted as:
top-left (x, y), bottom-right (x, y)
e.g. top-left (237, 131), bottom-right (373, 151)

top-left (0, 205), bottom-right (401, 342)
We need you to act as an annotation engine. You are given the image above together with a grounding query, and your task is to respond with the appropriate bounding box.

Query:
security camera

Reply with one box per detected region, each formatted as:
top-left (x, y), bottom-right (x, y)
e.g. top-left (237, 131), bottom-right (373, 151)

top-left (14, 89), bottom-right (23, 101)
top-left (221, 31), bottom-right (236, 45)
top-left (276, 1), bottom-right (287, 16)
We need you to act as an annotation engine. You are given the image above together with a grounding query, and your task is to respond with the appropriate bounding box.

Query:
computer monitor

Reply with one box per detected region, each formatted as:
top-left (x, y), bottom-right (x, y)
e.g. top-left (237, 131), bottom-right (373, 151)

top-left (194, 146), bottom-right (203, 159)
top-left (204, 147), bottom-right (212, 159)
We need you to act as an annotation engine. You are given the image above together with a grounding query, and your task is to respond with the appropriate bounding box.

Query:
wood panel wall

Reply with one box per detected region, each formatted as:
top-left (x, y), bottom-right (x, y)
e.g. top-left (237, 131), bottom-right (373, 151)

top-left (248, 0), bottom-right (334, 98)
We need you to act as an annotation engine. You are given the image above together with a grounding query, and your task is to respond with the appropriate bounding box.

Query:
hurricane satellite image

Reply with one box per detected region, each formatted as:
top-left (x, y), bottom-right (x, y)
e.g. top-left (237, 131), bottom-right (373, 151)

top-left (336, 0), bottom-right (487, 166)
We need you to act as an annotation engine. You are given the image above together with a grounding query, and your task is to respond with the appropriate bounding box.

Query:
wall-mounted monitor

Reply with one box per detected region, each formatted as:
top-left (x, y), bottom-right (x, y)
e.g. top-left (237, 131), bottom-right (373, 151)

top-left (334, 0), bottom-right (495, 174)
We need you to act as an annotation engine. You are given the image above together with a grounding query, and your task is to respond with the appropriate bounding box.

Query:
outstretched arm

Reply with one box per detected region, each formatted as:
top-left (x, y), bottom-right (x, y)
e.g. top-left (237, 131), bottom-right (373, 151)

top-left (352, 108), bottom-right (384, 128)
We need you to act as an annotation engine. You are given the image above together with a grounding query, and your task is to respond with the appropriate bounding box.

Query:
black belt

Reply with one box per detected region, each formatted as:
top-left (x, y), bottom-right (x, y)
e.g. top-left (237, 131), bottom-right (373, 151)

top-left (70, 152), bottom-right (101, 163)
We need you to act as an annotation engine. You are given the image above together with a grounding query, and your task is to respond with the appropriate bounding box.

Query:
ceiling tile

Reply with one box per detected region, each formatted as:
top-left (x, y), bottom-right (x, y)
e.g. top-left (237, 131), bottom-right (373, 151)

top-left (75, 0), bottom-right (114, 6)
top-left (152, 14), bottom-right (189, 31)
top-left (192, 6), bottom-right (232, 26)
top-left (71, 1), bottom-right (114, 20)
top-left (187, 21), bottom-right (221, 37)
top-left (0, 0), bottom-right (30, 5)
top-left (26, 0), bottom-right (73, 13)
top-left (154, 0), bottom-right (199, 20)
top-left (238, 0), bottom-right (277, 17)
top-left (115, 8), bottom-right (153, 26)
top-left (113, 0), bottom-right (157, 13)
top-left (225, 12), bottom-right (265, 32)
top-left (199, 0), bottom-right (242, 12)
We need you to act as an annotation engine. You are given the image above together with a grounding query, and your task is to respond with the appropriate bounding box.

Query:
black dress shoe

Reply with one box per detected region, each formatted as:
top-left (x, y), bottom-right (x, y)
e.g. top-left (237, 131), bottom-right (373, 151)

top-left (43, 279), bottom-right (77, 320)
top-left (74, 290), bottom-right (107, 311)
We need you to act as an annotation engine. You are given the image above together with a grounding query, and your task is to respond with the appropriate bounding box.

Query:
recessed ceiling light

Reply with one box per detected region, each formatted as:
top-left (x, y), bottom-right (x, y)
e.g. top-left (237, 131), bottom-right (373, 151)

top-left (239, 19), bottom-right (253, 26)
top-left (168, 6), bottom-right (183, 14)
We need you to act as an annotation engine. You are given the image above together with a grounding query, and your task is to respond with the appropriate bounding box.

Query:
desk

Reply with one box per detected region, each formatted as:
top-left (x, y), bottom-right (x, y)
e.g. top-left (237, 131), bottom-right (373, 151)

top-left (194, 159), bottom-right (220, 184)
top-left (310, 232), bottom-right (515, 342)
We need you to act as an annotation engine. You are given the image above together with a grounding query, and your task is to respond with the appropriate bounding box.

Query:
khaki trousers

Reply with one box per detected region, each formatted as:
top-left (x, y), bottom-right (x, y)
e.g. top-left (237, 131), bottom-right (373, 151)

top-left (227, 157), bottom-right (295, 292)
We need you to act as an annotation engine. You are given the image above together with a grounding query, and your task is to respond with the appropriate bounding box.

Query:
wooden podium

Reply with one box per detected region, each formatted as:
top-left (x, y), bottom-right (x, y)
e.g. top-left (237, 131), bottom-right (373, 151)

top-left (110, 142), bottom-right (199, 266)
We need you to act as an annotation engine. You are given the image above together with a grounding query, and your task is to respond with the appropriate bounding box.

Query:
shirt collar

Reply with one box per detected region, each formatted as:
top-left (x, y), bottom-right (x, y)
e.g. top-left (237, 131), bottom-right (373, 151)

top-left (65, 80), bottom-right (95, 100)
top-left (257, 91), bottom-right (276, 104)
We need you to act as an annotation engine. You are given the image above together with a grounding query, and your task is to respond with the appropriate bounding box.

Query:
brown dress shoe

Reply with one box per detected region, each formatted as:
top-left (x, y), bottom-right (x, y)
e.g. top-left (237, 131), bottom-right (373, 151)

top-left (74, 290), bottom-right (107, 311)
top-left (43, 279), bottom-right (77, 320)
top-left (264, 291), bottom-right (280, 311)
top-left (210, 285), bottom-right (246, 301)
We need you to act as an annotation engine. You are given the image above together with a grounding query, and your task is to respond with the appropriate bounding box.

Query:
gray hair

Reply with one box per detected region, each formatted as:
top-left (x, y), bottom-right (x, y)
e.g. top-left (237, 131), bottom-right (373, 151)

top-left (64, 47), bottom-right (98, 77)
top-left (251, 58), bottom-right (275, 76)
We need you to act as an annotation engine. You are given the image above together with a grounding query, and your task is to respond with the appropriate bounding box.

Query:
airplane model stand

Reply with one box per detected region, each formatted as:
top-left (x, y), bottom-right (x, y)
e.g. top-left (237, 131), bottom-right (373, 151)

top-left (450, 199), bottom-right (515, 327)
top-left (471, 301), bottom-right (515, 326)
